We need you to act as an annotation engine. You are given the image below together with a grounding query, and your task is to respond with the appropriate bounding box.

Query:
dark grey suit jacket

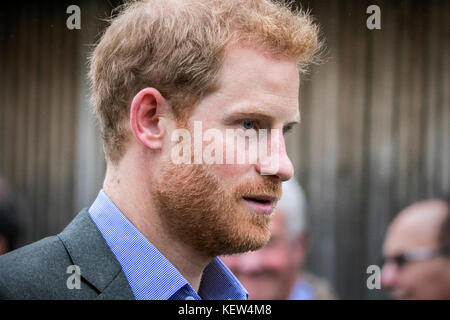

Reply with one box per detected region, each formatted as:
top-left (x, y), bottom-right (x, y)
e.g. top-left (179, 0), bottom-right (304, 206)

top-left (0, 209), bottom-right (135, 299)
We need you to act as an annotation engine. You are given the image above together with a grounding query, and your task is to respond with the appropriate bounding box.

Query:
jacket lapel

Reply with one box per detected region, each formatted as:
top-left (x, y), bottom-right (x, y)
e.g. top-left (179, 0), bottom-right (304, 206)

top-left (96, 271), bottom-right (135, 300)
top-left (58, 209), bottom-right (135, 300)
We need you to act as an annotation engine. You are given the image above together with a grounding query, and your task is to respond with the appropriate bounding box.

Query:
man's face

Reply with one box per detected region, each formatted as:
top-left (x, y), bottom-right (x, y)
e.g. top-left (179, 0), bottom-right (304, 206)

top-left (221, 211), bottom-right (304, 300)
top-left (154, 44), bottom-right (300, 258)
top-left (381, 201), bottom-right (450, 299)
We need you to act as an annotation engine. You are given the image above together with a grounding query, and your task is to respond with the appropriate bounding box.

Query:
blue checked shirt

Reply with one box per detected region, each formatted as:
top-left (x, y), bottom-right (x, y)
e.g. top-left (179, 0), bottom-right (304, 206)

top-left (88, 190), bottom-right (248, 300)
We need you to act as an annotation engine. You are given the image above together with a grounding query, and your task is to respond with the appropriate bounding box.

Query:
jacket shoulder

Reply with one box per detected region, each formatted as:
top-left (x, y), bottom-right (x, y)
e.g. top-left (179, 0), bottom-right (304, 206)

top-left (0, 209), bottom-right (132, 300)
top-left (0, 235), bottom-right (74, 299)
top-left (0, 209), bottom-right (104, 300)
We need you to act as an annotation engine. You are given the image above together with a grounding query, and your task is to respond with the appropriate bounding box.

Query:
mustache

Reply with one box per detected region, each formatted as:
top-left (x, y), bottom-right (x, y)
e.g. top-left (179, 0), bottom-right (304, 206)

top-left (233, 178), bottom-right (282, 202)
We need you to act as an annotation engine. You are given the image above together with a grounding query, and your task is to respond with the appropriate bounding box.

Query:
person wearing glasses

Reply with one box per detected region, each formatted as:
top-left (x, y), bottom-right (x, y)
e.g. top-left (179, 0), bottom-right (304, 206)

top-left (381, 198), bottom-right (450, 300)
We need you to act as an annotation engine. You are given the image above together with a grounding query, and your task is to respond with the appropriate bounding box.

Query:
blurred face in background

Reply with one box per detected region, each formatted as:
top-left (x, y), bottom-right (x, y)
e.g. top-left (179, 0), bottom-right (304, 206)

top-left (381, 200), bottom-right (450, 300)
top-left (221, 208), bottom-right (307, 299)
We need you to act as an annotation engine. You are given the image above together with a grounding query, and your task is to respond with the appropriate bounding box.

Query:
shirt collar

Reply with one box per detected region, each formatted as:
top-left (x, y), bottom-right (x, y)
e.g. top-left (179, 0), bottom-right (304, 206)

top-left (89, 190), bottom-right (248, 300)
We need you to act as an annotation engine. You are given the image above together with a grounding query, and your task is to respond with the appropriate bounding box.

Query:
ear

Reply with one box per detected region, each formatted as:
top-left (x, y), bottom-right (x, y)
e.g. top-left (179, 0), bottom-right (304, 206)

top-left (130, 88), bottom-right (168, 150)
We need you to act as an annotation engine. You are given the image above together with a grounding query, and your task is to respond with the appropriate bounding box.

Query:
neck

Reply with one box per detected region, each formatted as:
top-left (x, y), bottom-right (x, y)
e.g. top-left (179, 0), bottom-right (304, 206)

top-left (103, 158), bottom-right (212, 292)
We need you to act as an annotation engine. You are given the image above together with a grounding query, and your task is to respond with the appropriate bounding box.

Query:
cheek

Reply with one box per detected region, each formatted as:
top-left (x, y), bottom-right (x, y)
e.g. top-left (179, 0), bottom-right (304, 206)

top-left (421, 261), bottom-right (450, 283)
top-left (399, 263), bottom-right (440, 289)
top-left (406, 261), bottom-right (450, 299)
top-left (396, 270), bottom-right (414, 289)
top-left (210, 163), bottom-right (250, 182)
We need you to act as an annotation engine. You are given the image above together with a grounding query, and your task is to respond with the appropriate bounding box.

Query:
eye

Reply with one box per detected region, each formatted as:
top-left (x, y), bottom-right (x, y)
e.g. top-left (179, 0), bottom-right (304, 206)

top-left (242, 120), bottom-right (256, 130)
top-left (283, 124), bottom-right (294, 136)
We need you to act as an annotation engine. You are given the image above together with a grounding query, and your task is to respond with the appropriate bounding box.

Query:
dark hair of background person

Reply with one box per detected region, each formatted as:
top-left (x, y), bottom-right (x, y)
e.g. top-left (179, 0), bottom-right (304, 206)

top-left (0, 177), bottom-right (23, 252)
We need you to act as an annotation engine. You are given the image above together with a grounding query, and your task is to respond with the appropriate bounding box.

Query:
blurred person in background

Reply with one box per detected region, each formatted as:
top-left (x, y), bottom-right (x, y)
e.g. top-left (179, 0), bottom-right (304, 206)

top-left (222, 178), bottom-right (338, 300)
top-left (0, 177), bottom-right (22, 255)
top-left (381, 198), bottom-right (450, 300)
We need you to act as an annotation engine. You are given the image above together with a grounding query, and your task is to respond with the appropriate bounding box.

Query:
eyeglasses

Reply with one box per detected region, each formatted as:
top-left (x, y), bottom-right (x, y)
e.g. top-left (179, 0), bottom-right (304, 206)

top-left (381, 247), bottom-right (450, 269)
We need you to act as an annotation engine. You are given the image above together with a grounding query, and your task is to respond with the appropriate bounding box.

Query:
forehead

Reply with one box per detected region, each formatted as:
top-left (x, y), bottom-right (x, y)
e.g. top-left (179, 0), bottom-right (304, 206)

top-left (384, 202), bottom-right (446, 254)
top-left (221, 43), bottom-right (300, 92)
top-left (191, 43), bottom-right (300, 123)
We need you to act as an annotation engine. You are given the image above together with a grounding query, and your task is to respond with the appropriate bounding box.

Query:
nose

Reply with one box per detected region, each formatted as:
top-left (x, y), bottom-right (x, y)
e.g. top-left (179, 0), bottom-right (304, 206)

top-left (381, 262), bottom-right (398, 288)
top-left (257, 131), bottom-right (294, 181)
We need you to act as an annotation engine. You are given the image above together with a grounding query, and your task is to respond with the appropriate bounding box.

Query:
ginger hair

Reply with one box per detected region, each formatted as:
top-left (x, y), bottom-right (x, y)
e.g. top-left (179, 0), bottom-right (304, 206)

top-left (89, 0), bottom-right (322, 162)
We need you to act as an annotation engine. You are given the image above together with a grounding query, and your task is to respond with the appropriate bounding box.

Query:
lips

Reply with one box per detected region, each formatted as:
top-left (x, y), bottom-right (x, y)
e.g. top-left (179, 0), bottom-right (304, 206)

top-left (242, 195), bottom-right (277, 215)
top-left (243, 195), bottom-right (277, 203)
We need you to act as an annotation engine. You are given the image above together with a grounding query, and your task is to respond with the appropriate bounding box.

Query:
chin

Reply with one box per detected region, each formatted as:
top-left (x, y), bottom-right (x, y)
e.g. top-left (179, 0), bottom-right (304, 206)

top-left (216, 233), bottom-right (270, 256)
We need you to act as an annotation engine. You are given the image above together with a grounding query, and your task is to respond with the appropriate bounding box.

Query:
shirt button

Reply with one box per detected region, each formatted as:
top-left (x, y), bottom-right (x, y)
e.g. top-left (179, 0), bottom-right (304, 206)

top-left (185, 296), bottom-right (196, 300)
